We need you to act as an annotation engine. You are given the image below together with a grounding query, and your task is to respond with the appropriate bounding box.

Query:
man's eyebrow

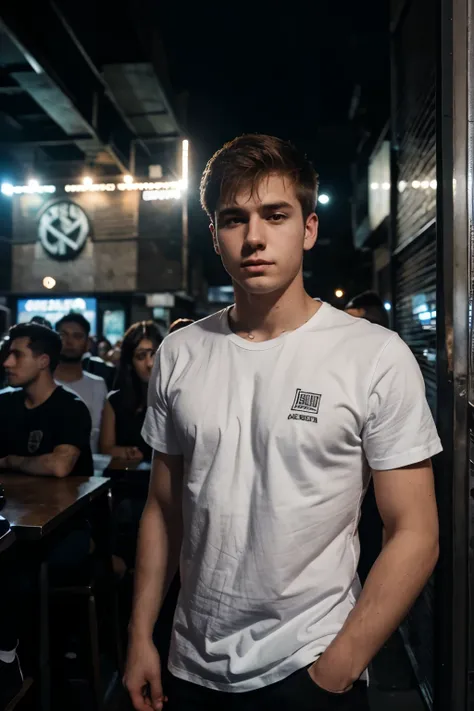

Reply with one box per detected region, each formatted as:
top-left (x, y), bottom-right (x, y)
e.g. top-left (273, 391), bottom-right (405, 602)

top-left (258, 201), bottom-right (294, 212)
top-left (217, 201), bottom-right (294, 219)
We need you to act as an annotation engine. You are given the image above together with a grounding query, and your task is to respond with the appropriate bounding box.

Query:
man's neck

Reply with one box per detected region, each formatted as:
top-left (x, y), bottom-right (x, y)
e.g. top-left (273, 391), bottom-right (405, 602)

top-left (231, 275), bottom-right (321, 341)
top-left (24, 375), bottom-right (57, 409)
top-left (55, 362), bottom-right (84, 383)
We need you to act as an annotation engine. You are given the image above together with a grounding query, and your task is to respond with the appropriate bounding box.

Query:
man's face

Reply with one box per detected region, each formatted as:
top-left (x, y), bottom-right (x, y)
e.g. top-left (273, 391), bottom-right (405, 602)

top-left (58, 322), bottom-right (88, 363)
top-left (3, 337), bottom-right (48, 387)
top-left (212, 174), bottom-right (318, 295)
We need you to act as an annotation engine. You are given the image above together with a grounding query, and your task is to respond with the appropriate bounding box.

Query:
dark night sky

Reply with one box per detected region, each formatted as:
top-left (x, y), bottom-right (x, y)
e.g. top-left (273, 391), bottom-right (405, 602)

top-left (153, 1), bottom-right (390, 297)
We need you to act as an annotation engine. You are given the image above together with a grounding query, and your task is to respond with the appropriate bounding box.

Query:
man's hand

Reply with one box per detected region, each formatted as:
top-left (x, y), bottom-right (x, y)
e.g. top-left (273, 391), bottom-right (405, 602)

top-left (125, 447), bottom-right (144, 461)
top-left (123, 637), bottom-right (166, 711)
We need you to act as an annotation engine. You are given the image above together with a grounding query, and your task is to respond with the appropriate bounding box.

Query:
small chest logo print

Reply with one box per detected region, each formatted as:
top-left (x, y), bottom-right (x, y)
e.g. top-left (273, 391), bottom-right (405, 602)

top-left (288, 389), bottom-right (321, 423)
top-left (28, 430), bottom-right (43, 454)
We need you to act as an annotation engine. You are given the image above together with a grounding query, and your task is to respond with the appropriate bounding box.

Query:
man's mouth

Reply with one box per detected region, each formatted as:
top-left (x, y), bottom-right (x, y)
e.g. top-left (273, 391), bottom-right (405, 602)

top-left (241, 259), bottom-right (274, 267)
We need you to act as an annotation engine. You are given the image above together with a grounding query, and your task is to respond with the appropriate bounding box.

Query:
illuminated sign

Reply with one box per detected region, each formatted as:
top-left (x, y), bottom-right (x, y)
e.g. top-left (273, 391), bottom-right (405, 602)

top-left (65, 183), bottom-right (115, 193)
top-left (38, 201), bottom-right (91, 261)
top-left (1, 182), bottom-right (55, 196)
top-left (17, 297), bottom-right (97, 335)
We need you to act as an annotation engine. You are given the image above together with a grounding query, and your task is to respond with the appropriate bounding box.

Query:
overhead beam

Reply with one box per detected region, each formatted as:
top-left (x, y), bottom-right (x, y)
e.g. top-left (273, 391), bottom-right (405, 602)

top-left (0, 130), bottom-right (180, 148)
top-left (0, 3), bottom-right (137, 172)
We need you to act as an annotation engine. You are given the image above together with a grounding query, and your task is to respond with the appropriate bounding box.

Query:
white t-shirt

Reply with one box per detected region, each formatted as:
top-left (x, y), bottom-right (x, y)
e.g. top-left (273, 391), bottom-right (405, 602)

top-left (56, 371), bottom-right (107, 453)
top-left (142, 302), bottom-right (442, 692)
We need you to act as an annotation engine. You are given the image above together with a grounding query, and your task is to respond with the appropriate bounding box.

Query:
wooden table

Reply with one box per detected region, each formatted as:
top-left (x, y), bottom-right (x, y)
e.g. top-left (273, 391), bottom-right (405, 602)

top-left (1, 474), bottom-right (110, 540)
top-left (1, 474), bottom-right (112, 711)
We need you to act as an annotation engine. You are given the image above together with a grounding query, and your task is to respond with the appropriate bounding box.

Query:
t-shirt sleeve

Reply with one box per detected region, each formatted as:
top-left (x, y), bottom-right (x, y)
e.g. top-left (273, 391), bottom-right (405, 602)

top-left (142, 342), bottom-right (182, 455)
top-left (56, 395), bottom-right (92, 452)
top-left (362, 334), bottom-right (443, 471)
top-left (107, 390), bottom-right (120, 413)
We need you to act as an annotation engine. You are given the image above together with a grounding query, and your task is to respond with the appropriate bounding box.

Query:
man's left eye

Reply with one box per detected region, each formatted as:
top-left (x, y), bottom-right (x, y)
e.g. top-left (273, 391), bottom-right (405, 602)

top-left (268, 213), bottom-right (286, 222)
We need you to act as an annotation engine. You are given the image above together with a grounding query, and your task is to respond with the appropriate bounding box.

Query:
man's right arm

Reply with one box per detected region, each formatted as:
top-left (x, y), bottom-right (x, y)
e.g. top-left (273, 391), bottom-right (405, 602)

top-left (130, 450), bottom-right (183, 637)
top-left (125, 450), bottom-right (183, 711)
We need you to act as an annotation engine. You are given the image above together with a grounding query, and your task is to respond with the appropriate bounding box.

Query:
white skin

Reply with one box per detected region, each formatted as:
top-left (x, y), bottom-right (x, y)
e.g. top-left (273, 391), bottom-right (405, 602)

top-left (124, 172), bottom-right (439, 707)
top-left (211, 173), bottom-right (320, 339)
top-left (55, 321), bottom-right (89, 382)
top-left (100, 339), bottom-right (156, 461)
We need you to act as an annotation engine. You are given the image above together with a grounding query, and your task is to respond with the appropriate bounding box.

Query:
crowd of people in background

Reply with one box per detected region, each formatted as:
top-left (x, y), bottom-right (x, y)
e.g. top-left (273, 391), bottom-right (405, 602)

top-left (0, 311), bottom-right (196, 709)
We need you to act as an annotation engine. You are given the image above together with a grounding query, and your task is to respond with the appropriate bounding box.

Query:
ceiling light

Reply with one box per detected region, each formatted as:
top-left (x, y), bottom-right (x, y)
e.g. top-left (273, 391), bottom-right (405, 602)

top-left (42, 276), bottom-right (56, 290)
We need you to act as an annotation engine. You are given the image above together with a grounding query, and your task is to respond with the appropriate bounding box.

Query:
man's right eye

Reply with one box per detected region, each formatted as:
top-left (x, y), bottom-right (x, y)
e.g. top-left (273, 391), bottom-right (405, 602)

top-left (224, 217), bottom-right (244, 226)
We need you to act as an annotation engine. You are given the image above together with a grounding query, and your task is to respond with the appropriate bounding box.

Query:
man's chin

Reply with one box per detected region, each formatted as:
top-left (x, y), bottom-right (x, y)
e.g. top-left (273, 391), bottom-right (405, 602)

top-left (237, 275), bottom-right (284, 295)
top-left (7, 377), bottom-right (22, 388)
top-left (60, 354), bottom-right (83, 364)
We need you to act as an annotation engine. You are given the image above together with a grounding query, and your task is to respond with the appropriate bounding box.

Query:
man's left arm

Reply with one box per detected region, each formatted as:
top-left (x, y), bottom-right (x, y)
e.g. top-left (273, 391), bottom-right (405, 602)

top-left (311, 459), bottom-right (439, 692)
top-left (1, 445), bottom-right (81, 477)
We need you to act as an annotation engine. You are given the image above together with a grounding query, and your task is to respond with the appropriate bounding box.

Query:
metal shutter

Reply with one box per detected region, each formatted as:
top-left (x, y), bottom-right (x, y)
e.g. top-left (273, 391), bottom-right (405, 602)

top-left (391, 0), bottom-right (437, 704)
top-left (394, 227), bottom-right (437, 414)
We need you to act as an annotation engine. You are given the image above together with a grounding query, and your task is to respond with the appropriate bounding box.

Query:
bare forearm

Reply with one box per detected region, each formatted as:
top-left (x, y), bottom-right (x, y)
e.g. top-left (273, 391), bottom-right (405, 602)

top-left (103, 445), bottom-right (130, 458)
top-left (129, 498), bottom-right (182, 640)
top-left (7, 454), bottom-right (67, 477)
top-left (321, 529), bottom-right (438, 684)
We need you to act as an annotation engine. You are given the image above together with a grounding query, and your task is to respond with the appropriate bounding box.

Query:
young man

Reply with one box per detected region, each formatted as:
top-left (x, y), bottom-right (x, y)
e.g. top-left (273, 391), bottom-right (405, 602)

top-left (55, 313), bottom-right (108, 453)
top-left (0, 323), bottom-right (92, 477)
top-left (124, 135), bottom-right (441, 711)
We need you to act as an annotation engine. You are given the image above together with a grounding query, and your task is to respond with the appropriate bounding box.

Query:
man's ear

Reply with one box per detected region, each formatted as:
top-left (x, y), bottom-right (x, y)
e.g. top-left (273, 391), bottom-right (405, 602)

top-left (38, 353), bottom-right (50, 372)
top-left (303, 213), bottom-right (318, 252)
top-left (210, 222), bottom-right (220, 255)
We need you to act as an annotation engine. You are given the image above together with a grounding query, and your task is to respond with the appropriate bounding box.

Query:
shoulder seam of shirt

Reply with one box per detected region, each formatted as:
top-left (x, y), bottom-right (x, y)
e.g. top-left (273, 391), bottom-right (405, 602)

top-left (365, 332), bottom-right (400, 415)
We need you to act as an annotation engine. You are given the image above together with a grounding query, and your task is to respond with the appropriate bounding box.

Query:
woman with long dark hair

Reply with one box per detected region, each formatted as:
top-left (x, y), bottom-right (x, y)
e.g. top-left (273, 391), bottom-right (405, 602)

top-left (100, 321), bottom-right (162, 461)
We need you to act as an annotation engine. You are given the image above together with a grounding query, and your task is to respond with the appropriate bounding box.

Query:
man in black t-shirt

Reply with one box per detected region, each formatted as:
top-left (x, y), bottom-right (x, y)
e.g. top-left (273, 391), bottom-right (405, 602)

top-left (0, 323), bottom-right (93, 708)
top-left (0, 323), bottom-right (92, 477)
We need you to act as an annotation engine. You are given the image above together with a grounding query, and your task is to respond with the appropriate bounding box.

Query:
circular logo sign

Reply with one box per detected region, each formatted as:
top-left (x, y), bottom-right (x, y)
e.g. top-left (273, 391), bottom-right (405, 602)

top-left (38, 200), bottom-right (91, 261)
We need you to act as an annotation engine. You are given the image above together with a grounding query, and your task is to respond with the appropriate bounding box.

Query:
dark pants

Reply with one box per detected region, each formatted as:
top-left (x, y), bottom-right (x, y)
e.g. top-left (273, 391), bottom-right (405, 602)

top-left (167, 668), bottom-right (369, 711)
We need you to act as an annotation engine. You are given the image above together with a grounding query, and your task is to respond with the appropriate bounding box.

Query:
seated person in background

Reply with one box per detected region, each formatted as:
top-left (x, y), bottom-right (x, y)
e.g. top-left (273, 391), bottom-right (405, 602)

top-left (97, 337), bottom-right (113, 361)
top-left (345, 290), bottom-right (390, 328)
top-left (55, 313), bottom-right (107, 453)
top-left (0, 323), bottom-right (92, 477)
top-left (100, 321), bottom-right (162, 462)
top-left (82, 342), bottom-right (116, 391)
top-left (168, 318), bottom-right (194, 335)
top-left (29, 315), bottom-right (53, 330)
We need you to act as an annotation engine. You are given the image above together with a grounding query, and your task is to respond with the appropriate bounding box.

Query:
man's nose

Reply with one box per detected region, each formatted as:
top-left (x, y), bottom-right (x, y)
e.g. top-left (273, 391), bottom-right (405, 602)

top-left (244, 216), bottom-right (266, 250)
top-left (3, 354), bottom-right (14, 368)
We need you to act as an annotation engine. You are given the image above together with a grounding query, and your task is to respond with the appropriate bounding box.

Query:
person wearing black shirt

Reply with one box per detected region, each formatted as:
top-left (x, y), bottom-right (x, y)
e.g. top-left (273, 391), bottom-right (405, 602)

top-left (100, 321), bottom-right (162, 462)
top-left (0, 323), bottom-right (92, 477)
top-left (100, 321), bottom-right (161, 573)
top-left (0, 323), bottom-right (93, 708)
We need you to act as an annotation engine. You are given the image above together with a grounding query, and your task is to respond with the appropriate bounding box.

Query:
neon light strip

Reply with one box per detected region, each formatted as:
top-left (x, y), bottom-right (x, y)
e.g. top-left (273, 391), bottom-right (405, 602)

top-left (1, 183), bottom-right (56, 196)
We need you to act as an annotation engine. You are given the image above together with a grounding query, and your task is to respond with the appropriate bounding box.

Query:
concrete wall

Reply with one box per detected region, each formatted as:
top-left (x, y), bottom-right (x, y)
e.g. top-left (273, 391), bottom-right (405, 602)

top-left (10, 183), bottom-right (183, 294)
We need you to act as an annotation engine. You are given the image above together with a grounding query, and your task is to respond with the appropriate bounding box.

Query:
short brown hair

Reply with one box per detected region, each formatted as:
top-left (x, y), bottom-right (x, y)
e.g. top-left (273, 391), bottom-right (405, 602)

top-left (200, 134), bottom-right (319, 223)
